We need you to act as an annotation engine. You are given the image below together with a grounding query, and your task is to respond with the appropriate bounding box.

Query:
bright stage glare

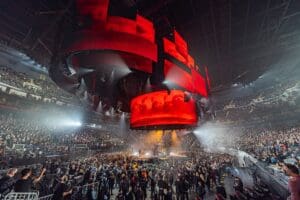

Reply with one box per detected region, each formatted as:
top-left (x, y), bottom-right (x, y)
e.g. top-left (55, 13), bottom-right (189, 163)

top-left (170, 152), bottom-right (176, 156)
top-left (145, 152), bottom-right (151, 156)
top-left (63, 120), bottom-right (82, 127)
top-left (87, 123), bottom-right (102, 129)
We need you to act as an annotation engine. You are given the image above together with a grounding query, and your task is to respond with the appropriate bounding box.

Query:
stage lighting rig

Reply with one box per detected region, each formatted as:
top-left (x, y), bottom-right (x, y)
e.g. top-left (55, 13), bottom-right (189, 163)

top-left (49, 0), bottom-right (211, 130)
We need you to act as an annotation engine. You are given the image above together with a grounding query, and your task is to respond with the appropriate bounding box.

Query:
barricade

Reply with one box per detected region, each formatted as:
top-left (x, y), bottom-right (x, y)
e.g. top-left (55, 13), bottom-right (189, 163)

top-left (4, 192), bottom-right (38, 200)
top-left (4, 181), bottom-right (100, 200)
top-left (38, 194), bottom-right (53, 200)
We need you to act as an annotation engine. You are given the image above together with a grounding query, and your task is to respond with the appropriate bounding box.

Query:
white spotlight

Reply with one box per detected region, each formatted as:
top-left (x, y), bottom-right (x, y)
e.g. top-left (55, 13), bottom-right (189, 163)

top-left (132, 151), bottom-right (139, 156)
top-left (163, 80), bottom-right (169, 85)
top-left (64, 120), bottom-right (82, 127)
top-left (145, 152), bottom-right (151, 157)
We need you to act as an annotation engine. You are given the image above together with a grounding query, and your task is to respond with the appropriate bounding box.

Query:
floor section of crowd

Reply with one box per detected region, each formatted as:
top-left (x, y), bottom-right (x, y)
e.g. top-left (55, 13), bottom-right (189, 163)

top-left (0, 151), bottom-right (283, 200)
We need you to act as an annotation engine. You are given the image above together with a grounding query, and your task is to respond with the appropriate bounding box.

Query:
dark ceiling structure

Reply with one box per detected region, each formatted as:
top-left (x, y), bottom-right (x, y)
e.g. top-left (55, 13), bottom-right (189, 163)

top-left (0, 0), bottom-right (300, 87)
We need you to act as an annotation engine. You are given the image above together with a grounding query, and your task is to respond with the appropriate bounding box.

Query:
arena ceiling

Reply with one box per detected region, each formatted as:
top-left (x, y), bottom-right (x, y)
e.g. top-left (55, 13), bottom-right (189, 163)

top-left (0, 0), bottom-right (300, 87)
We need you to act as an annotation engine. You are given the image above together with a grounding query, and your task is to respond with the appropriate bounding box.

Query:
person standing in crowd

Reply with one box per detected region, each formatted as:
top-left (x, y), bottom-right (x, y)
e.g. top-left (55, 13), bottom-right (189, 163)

top-left (157, 175), bottom-right (167, 200)
top-left (139, 174), bottom-right (148, 199)
top-left (135, 185), bottom-right (145, 200)
top-left (284, 164), bottom-right (300, 200)
top-left (0, 168), bottom-right (17, 197)
top-left (14, 167), bottom-right (46, 192)
top-left (180, 175), bottom-right (189, 200)
top-left (215, 184), bottom-right (227, 200)
top-left (165, 186), bottom-right (173, 200)
top-left (233, 177), bottom-right (243, 194)
top-left (175, 175), bottom-right (181, 200)
top-left (52, 175), bottom-right (73, 200)
top-left (108, 172), bottom-right (115, 195)
top-left (130, 173), bottom-right (137, 193)
top-left (150, 176), bottom-right (156, 198)
top-left (119, 174), bottom-right (130, 197)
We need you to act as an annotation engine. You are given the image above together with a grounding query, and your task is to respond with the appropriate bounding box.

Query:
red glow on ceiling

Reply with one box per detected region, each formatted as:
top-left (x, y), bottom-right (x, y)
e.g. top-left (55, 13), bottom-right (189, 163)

top-left (130, 90), bottom-right (198, 128)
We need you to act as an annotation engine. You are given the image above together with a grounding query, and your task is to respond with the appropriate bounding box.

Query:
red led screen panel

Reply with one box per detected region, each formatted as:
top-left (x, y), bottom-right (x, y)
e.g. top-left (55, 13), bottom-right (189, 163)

top-left (163, 38), bottom-right (176, 56)
top-left (136, 15), bottom-right (154, 30)
top-left (65, 30), bottom-right (158, 63)
top-left (77, 0), bottom-right (109, 22)
top-left (130, 90), bottom-right (198, 128)
top-left (121, 53), bottom-right (153, 74)
top-left (136, 15), bottom-right (155, 42)
top-left (163, 38), bottom-right (187, 64)
top-left (106, 16), bottom-right (137, 34)
top-left (174, 30), bottom-right (188, 57)
top-left (187, 55), bottom-right (195, 68)
top-left (191, 68), bottom-right (208, 97)
top-left (136, 27), bottom-right (155, 43)
top-left (164, 60), bottom-right (194, 92)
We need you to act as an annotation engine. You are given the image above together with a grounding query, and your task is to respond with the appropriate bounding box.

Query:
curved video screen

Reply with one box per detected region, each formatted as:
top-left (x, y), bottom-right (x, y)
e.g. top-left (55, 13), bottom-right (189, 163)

top-left (130, 90), bottom-right (198, 129)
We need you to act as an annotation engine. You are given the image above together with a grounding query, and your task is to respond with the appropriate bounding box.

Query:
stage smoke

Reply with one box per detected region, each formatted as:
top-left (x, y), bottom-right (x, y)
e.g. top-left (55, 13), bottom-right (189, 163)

top-left (144, 77), bottom-right (152, 92)
top-left (97, 101), bottom-right (103, 113)
top-left (83, 91), bottom-right (88, 101)
top-left (193, 122), bottom-right (240, 152)
top-left (110, 107), bottom-right (115, 116)
top-left (119, 112), bottom-right (127, 136)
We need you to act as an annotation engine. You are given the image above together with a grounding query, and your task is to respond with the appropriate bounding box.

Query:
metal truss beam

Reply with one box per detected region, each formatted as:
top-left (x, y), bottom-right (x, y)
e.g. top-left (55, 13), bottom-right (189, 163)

top-left (30, 0), bottom-right (73, 51)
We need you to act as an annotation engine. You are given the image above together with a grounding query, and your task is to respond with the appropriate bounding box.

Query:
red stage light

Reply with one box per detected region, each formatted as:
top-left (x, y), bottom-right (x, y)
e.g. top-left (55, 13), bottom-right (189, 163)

top-left (130, 90), bottom-right (198, 128)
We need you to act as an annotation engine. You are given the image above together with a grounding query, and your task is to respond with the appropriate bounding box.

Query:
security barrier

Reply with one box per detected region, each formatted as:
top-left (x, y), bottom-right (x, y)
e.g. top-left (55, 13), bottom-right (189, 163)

top-left (4, 181), bottom-right (100, 200)
top-left (38, 194), bottom-right (53, 200)
top-left (4, 192), bottom-right (38, 200)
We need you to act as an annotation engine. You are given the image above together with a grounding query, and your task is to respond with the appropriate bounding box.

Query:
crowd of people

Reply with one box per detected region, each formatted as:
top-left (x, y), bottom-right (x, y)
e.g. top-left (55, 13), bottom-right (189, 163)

top-left (185, 124), bottom-right (300, 173)
top-left (0, 109), bottom-right (126, 169)
top-left (0, 66), bottom-right (73, 102)
top-left (0, 147), bottom-right (288, 200)
top-left (0, 123), bottom-right (299, 200)
top-left (215, 75), bottom-right (299, 110)
top-left (0, 63), bottom-right (299, 200)
top-left (0, 101), bottom-right (298, 199)
top-left (236, 127), bottom-right (300, 168)
top-left (0, 151), bottom-right (234, 199)
top-left (214, 77), bottom-right (300, 125)
top-left (0, 117), bottom-right (298, 200)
